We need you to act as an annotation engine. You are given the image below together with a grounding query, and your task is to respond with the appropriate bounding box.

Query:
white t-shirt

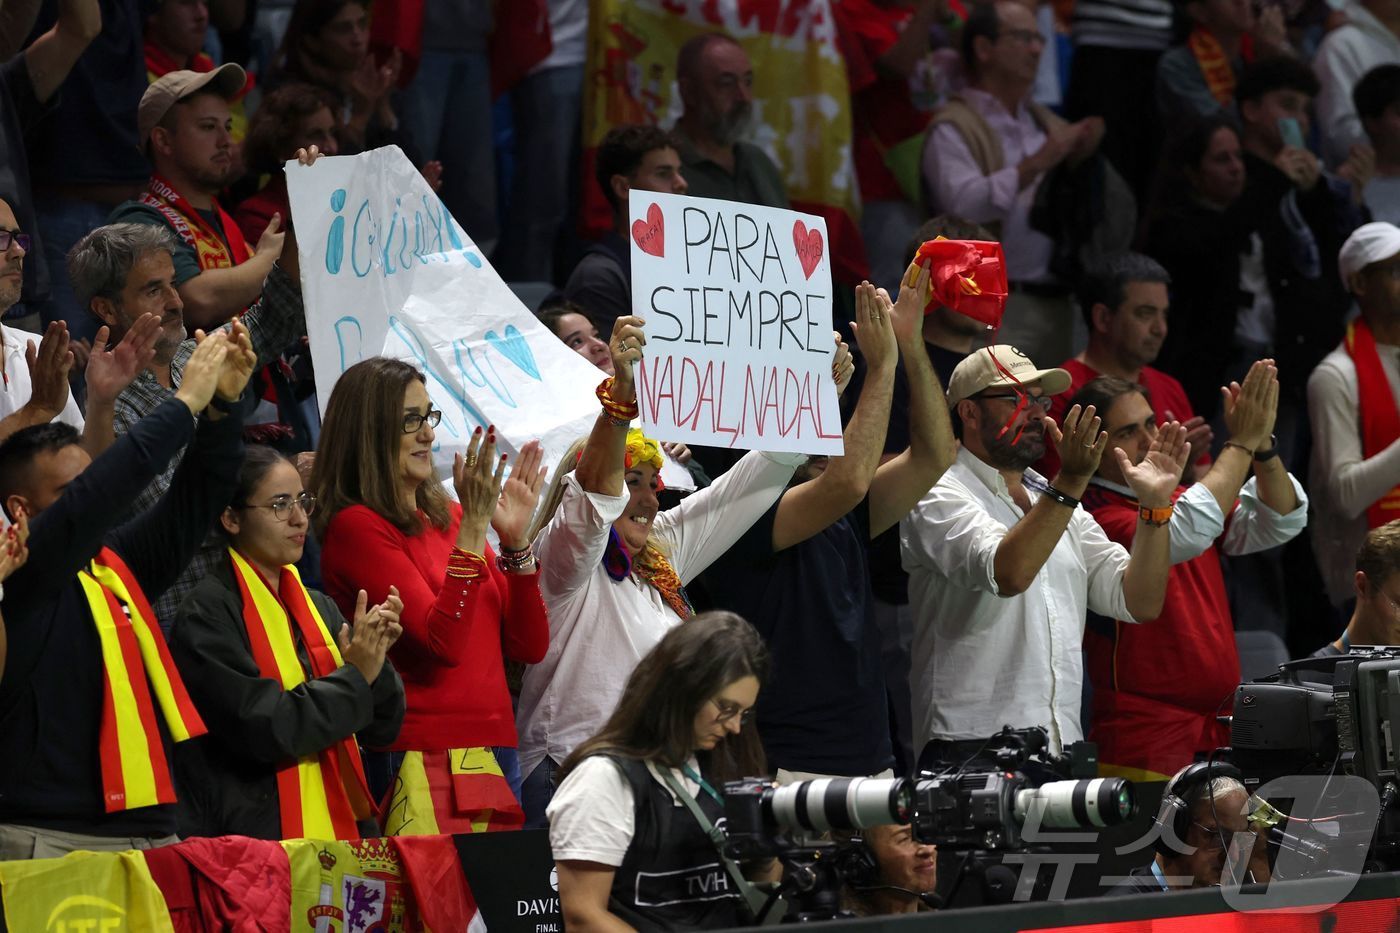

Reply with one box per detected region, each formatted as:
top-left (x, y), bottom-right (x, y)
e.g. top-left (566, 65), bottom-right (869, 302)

top-left (547, 755), bottom-right (702, 866)
top-left (534, 0), bottom-right (588, 72)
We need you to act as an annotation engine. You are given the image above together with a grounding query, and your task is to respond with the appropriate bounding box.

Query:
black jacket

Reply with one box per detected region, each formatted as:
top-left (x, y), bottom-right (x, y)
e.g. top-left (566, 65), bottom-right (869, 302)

top-left (1145, 154), bottom-right (1352, 418)
top-left (0, 399), bottom-right (243, 838)
top-left (170, 556), bottom-right (404, 840)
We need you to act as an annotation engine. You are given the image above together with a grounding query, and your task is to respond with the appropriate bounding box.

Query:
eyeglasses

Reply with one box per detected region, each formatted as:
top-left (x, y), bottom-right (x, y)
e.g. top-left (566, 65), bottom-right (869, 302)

top-left (976, 392), bottom-right (1053, 409)
top-left (402, 409), bottom-right (443, 434)
top-left (710, 698), bottom-right (754, 726)
top-left (0, 230), bottom-right (31, 253)
top-left (243, 493), bottom-right (317, 521)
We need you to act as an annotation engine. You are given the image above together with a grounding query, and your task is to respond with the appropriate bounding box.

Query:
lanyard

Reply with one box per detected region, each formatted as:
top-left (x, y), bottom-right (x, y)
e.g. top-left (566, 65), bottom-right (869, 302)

top-left (682, 764), bottom-right (724, 806)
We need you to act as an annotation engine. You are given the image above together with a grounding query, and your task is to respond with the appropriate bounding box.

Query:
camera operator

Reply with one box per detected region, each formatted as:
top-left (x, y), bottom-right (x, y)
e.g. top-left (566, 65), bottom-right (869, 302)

top-left (1312, 520), bottom-right (1400, 656)
top-left (835, 825), bottom-right (939, 916)
top-left (547, 611), bottom-right (777, 931)
top-left (1110, 763), bottom-right (1270, 893)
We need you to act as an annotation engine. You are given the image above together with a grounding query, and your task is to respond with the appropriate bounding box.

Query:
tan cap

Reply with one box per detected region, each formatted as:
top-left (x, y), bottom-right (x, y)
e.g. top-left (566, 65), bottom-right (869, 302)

top-left (138, 64), bottom-right (247, 149)
top-left (946, 344), bottom-right (1072, 404)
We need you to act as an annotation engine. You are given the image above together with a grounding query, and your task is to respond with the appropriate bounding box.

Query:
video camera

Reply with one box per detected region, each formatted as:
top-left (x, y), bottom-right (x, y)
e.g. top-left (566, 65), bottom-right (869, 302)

top-left (1229, 646), bottom-right (1400, 872)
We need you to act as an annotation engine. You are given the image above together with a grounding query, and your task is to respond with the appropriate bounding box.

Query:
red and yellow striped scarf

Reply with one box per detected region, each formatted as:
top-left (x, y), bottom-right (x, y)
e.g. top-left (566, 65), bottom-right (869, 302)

top-left (1346, 318), bottom-right (1400, 529)
top-left (229, 549), bottom-right (375, 840)
top-left (138, 174), bottom-right (250, 272)
top-left (1187, 27), bottom-right (1254, 106)
top-left (77, 548), bottom-right (206, 813)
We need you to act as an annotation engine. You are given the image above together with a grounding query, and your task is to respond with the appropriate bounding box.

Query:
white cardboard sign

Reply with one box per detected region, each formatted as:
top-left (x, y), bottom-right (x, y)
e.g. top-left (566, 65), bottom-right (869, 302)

top-left (628, 191), bottom-right (844, 456)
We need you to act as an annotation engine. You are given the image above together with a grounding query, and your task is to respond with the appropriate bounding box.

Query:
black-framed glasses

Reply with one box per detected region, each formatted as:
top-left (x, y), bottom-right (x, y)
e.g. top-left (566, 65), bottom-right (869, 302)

top-left (976, 391), bottom-right (1053, 410)
top-left (244, 493), bottom-right (317, 521)
top-left (710, 698), bottom-right (754, 726)
top-left (0, 230), bottom-right (31, 253)
top-left (402, 409), bottom-right (443, 434)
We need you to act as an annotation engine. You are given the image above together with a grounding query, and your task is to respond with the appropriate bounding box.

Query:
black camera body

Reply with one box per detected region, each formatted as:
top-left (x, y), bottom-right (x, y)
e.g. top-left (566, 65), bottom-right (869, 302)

top-left (912, 727), bottom-right (1136, 851)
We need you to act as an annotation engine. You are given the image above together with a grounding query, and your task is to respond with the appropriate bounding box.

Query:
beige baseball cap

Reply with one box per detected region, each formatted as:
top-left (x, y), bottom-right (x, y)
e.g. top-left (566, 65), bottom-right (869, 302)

top-left (138, 63), bottom-right (247, 149)
top-left (946, 344), bottom-right (1072, 404)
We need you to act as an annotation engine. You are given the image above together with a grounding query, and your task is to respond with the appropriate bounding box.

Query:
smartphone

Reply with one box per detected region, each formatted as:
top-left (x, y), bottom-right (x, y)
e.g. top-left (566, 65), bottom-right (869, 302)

top-left (1278, 117), bottom-right (1305, 150)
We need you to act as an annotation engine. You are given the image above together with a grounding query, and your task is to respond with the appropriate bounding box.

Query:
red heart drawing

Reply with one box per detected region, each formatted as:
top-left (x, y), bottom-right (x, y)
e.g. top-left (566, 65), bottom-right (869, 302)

top-left (793, 221), bottom-right (824, 279)
top-left (632, 203), bottom-right (665, 258)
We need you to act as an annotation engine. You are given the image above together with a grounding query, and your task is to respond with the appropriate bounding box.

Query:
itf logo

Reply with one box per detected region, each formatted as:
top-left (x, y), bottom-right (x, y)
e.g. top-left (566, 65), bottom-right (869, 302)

top-left (46, 894), bottom-right (125, 931)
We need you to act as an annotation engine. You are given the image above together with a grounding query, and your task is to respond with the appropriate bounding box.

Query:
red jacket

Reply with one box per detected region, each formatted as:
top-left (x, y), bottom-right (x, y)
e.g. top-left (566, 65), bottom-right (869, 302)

top-left (321, 504), bottom-right (549, 750)
top-left (1080, 484), bottom-right (1238, 779)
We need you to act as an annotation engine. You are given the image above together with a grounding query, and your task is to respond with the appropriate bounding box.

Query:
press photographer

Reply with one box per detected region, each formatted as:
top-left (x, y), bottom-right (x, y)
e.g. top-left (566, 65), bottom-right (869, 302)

top-left (547, 611), bottom-right (778, 931)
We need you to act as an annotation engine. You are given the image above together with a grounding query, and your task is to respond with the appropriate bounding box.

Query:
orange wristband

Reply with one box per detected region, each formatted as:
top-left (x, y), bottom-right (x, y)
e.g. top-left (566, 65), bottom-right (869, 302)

top-left (1138, 504), bottom-right (1174, 526)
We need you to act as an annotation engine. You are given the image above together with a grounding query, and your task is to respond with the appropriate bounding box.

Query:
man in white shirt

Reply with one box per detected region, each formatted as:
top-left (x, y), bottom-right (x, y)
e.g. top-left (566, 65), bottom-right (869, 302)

top-left (900, 344), bottom-right (1185, 764)
top-left (0, 197), bottom-right (158, 458)
top-left (921, 1), bottom-right (1103, 367)
top-left (1308, 222), bottom-right (1400, 609)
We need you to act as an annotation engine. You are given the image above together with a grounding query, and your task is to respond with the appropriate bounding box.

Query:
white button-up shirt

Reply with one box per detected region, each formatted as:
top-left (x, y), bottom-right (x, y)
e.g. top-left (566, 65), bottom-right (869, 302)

top-left (519, 449), bottom-right (803, 777)
top-left (0, 324), bottom-right (83, 431)
top-left (900, 447), bottom-right (1135, 754)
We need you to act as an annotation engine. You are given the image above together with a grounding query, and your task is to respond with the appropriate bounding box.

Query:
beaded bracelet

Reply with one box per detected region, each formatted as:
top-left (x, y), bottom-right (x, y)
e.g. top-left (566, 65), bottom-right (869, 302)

top-left (445, 547), bottom-right (489, 582)
top-left (497, 547), bottom-right (539, 574)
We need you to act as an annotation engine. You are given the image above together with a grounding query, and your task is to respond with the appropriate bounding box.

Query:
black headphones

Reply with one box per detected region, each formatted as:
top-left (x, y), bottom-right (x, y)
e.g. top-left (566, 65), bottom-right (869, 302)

top-left (835, 835), bottom-right (881, 890)
top-left (1152, 760), bottom-right (1243, 858)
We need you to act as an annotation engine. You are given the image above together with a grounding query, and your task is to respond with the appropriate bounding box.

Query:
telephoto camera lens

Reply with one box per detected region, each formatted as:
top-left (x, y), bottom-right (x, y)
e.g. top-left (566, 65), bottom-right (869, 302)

top-left (766, 777), bottom-right (915, 832)
top-left (1012, 778), bottom-right (1136, 829)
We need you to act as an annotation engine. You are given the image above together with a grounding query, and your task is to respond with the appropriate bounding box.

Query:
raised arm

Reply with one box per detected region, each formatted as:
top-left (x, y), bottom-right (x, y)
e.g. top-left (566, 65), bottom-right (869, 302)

top-left (22, 0), bottom-right (100, 104)
top-left (575, 316), bottom-right (645, 497)
top-left (771, 287), bottom-right (895, 552)
top-left (1118, 421), bottom-right (1191, 622)
top-left (991, 405), bottom-right (1107, 596)
top-left (80, 315), bottom-right (162, 457)
top-left (869, 264), bottom-right (956, 536)
top-left (178, 218), bottom-right (285, 331)
top-left (488, 439), bottom-right (549, 665)
top-left (0, 323), bottom-right (75, 443)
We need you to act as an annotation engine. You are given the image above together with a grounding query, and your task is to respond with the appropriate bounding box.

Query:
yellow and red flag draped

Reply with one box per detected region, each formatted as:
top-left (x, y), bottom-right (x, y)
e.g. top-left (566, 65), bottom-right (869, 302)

top-left (581, 0), bottom-right (869, 285)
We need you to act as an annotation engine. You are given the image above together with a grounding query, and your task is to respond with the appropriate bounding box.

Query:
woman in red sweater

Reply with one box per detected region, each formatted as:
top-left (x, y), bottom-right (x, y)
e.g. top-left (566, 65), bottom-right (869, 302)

top-left (311, 357), bottom-right (549, 833)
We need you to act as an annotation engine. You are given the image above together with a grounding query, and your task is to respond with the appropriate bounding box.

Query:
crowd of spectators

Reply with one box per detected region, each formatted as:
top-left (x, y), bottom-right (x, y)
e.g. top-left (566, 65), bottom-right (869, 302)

top-left (0, 0), bottom-right (1396, 922)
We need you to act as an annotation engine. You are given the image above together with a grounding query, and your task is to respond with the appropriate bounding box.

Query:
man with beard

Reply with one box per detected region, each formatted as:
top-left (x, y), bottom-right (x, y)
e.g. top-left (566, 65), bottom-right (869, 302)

top-left (671, 33), bottom-right (788, 209)
top-left (0, 198), bottom-right (160, 457)
top-left (1074, 369), bottom-right (1304, 780)
top-left (68, 189), bottom-right (308, 626)
top-left (900, 345), bottom-right (1184, 765)
top-left (1040, 252), bottom-right (1211, 483)
top-left (110, 65), bottom-right (284, 332)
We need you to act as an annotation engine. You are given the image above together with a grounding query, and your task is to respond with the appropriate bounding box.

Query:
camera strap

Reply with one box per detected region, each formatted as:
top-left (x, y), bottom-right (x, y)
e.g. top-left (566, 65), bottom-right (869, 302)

top-left (659, 767), bottom-right (785, 925)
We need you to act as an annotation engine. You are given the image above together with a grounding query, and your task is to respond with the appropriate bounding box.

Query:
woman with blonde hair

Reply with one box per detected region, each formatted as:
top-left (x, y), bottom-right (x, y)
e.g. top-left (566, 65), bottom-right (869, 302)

top-left (517, 314), bottom-right (851, 826)
top-left (312, 357), bottom-right (549, 833)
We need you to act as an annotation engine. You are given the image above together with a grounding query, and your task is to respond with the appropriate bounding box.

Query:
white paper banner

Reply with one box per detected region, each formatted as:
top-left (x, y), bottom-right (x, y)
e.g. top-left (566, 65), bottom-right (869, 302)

top-left (284, 146), bottom-right (692, 490)
top-left (628, 191), bottom-right (844, 456)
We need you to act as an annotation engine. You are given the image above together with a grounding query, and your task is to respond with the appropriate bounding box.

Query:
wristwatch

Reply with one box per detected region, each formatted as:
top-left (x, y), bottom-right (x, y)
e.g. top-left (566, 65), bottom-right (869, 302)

top-left (1253, 435), bottom-right (1279, 462)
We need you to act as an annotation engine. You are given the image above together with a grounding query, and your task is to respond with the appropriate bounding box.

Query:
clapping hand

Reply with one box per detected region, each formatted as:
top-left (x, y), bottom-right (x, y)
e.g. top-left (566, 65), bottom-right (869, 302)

top-left (0, 508), bottom-right (29, 584)
top-left (492, 439), bottom-right (547, 551)
top-left (23, 322), bottom-right (73, 421)
top-left (888, 262), bottom-right (931, 348)
top-left (173, 330), bottom-right (230, 414)
top-left (852, 281), bottom-right (898, 377)
top-left (1119, 421), bottom-right (1190, 508)
top-left (832, 332), bottom-right (854, 396)
top-left (454, 426), bottom-right (505, 531)
top-left (1045, 403), bottom-right (1107, 481)
top-left (1221, 359), bottom-right (1279, 452)
top-left (210, 319), bottom-right (258, 403)
top-left (339, 586), bottom-right (402, 684)
top-left (85, 314), bottom-right (161, 406)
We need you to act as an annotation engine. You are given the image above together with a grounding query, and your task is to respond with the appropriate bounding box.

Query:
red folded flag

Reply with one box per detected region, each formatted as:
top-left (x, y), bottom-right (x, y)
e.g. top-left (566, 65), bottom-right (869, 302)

top-left (910, 238), bottom-right (1008, 328)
